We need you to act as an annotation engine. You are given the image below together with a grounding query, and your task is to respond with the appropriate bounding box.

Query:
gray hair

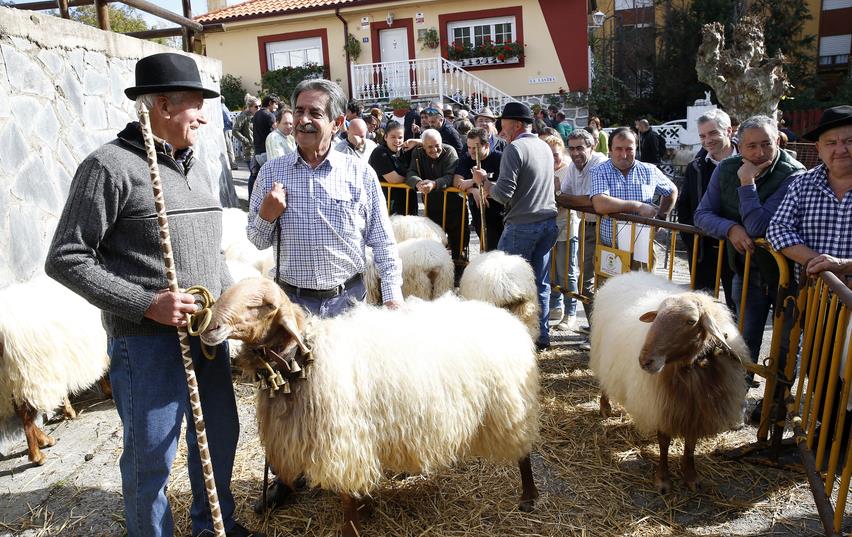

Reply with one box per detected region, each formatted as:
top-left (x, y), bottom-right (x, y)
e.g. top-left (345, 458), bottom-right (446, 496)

top-left (135, 92), bottom-right (190, 111)
top-left (737, 115), bottom-right (778, 141)
top-left (697, 108), bottom-right (732, 131)
top-left (421, 128), bottom-right (442, 144)
top-left (567, 129), bottom-right (596, 148)
top-left (291, 78), bottom-right (347, 121)
top-left (244, 92), bottom-right (260, 108)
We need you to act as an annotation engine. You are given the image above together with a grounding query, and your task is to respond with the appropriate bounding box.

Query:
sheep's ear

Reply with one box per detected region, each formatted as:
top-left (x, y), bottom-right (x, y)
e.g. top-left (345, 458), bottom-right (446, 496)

top-left (699, 312), bottom-right (734, 354)
top-left (273, 301), bottom-right (310, 355)
top-left (639, 311), bottom-right (657, 323)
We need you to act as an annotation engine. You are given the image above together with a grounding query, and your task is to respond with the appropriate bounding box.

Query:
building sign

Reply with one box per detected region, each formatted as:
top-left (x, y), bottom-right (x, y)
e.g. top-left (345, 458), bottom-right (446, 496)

top-left (415, 12), bottom-right (425, 24)
top-left (362, 37), bottom-right (369, 43)
top-left (528, 75), bottom-right (556, 85)
top-left (361, 16), bottom-right (370, 29)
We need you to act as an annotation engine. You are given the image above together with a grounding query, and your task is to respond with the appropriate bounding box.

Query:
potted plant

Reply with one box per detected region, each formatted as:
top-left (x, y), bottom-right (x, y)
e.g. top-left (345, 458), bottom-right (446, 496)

top-left (388, 97), bottom-right (411, 116)
top-left (448, 40), bottom-right (473, 64)
top-left (419, 28), bottom-right (439, 50)
top-left (344, 33), bottom-right (361, 62)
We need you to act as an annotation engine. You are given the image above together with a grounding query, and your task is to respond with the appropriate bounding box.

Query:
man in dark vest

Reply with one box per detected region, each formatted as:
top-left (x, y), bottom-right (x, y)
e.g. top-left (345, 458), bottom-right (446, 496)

top-left (694, 115), bottom-right (804, 376)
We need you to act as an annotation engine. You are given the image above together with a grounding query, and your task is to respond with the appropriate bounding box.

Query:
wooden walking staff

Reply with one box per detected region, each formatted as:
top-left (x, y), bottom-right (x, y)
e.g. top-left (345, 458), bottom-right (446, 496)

top-left (475, 143), bottom-right (487, 252)
top-left (136, 102), bottom-right (227, 537)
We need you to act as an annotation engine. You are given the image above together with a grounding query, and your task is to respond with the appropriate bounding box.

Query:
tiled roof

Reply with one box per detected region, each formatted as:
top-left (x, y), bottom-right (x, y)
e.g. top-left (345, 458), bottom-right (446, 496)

top-left (197, 0), bottom-right (364, 23)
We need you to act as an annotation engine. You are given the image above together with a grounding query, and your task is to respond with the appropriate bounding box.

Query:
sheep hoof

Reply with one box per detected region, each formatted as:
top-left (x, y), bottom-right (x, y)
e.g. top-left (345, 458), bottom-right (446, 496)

top-left (30, 452), bottom-right (46, 466)
top-left (339, 522), bottom-right (360, 537)
top-left (685, 478), bottom-right (701, 492)
top-left (519, 498), bottom-right (536, 513)
top-left (63, 407), bottom-right (77, 420)
top-left (654, 476), bottom-right (671, 495)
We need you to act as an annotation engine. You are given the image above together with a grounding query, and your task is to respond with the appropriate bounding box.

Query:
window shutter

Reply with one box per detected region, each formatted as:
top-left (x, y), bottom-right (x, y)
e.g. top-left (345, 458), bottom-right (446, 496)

top-left (820, 34), bottom-right (852, 56)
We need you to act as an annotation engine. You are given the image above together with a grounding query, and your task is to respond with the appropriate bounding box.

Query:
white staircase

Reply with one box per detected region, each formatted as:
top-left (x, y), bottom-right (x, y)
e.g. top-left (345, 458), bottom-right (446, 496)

top-left (350, 57), bottom-right (515, 113)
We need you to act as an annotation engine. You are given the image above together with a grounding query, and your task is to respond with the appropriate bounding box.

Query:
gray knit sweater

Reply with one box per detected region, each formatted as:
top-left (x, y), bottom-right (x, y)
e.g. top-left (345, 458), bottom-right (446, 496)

top-left (45, 122), bottom-right (231, 337)
top-left (490, 134), bottom-right (558, 225)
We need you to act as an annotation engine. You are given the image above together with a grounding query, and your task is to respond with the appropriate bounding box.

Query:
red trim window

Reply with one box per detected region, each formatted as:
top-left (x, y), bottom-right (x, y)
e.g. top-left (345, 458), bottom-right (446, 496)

top-left (439, 7), bottom-right (524, 71)
top-left (257, 29), bottom-right (330, 75)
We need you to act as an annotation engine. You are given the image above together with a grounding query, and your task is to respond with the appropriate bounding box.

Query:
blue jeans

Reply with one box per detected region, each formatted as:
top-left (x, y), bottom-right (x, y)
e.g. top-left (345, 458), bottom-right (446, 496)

top-left (108, 335), bottom-right (239, 537)
top-left (732, 271), bottom-right (773, 363)
top-left (282, 278), bottom-right (367, 318)
top-left (498, 217), bottom-right (559, 346)
top-left (550, 237), bottom-right (579, 317)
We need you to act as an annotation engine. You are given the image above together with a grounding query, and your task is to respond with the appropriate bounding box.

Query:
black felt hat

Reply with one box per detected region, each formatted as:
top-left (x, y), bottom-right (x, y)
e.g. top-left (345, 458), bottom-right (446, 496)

top-left (496, 102), bottom-right (534, 124)
top-left (802, 105), bottom-right (852, 141)
top-left (124, 53), bottom-right (219, 100)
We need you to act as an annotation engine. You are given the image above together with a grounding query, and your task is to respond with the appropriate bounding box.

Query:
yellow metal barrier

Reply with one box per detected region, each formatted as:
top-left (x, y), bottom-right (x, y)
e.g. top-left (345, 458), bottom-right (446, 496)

top-left (786, 272), bottom-right (852, 536)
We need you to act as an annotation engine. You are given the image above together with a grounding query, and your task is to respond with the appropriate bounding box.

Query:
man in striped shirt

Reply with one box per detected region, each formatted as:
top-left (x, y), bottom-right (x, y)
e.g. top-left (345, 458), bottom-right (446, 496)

top-left (590, 127), bottom-right (678, 248)
top-left (247, 78), bottom-right (403, 509)
top-left (767, 105), bottom-right (852, 283)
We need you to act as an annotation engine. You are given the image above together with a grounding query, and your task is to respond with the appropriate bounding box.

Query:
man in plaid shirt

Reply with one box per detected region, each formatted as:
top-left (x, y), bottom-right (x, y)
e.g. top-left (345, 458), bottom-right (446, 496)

top-left (247, 79), bottom-right (403, 510)
top-left (767, 105), bottom-right (852, 284)
top-left (590, 127), bottom-right (678, 248)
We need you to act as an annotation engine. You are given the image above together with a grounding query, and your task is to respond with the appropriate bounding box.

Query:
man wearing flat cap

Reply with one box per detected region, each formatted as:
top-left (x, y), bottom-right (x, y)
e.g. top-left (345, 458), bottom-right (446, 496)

top-left (473, 102), bottom-right (558, 351)
top-left (768, 105), bottom-right (852, 284)
top-left (45, 53), bottom-right (262, 537)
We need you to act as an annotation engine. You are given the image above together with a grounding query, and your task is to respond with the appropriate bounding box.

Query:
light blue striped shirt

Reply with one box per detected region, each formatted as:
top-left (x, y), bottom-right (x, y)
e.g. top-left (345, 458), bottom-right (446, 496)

top-left (247, 149), bottom-right (403, 303)
top-left (590, 159), bottom-right (675, 246)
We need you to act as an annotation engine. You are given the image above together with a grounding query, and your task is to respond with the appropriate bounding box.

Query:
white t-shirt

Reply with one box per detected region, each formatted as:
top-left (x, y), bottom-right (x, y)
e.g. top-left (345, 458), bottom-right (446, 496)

top-left (560, 151), bottom-right (607, 225)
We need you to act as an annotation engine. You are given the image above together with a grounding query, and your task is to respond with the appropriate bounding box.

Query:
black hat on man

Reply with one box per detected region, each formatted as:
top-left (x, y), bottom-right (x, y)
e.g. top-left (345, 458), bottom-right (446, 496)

top-left (125, 52), bottom-right (219, 100)
top-left (802, 105), bottom-right (852, 141)
top-left (496, 102), bottom-right (534, 124)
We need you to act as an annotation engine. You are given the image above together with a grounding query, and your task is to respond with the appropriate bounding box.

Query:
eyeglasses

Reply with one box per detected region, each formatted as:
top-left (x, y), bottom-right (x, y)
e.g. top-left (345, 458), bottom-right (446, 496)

top-left (424, 108), bottom-right (441, 115)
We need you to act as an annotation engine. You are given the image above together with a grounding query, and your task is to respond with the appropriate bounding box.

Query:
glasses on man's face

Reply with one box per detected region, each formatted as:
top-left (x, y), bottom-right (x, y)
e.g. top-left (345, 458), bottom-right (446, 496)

top-left (424, 108), bottom-right (441, 115)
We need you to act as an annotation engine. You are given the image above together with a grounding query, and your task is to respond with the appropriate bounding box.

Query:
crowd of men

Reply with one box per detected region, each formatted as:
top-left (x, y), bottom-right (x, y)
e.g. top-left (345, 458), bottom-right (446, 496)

top-left (42, 50), bottom-right (851, 536)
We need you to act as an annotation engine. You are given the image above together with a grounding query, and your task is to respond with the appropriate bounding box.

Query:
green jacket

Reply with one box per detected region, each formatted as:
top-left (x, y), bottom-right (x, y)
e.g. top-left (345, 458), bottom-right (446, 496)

top-left (716, 149), bottom-right (804, 287)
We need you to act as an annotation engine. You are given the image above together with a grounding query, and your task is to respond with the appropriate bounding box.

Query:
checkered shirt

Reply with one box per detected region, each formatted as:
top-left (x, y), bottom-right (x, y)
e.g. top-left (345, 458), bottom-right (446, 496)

top-left (247, 149), bottom-right (403, 303)
top-left (766, 164), bottom-right (852, 280)
top-left (589, 159), bottom-right (676, 246)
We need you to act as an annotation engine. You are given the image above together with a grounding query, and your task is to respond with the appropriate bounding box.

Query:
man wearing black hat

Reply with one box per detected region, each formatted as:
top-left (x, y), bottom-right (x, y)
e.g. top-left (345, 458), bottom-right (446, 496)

top-left (473, 102), bottom-right (559, 350)
top-left (768, 105), bottom-right (852, 282)
top-left (45, 53), bottom-right (262, 537)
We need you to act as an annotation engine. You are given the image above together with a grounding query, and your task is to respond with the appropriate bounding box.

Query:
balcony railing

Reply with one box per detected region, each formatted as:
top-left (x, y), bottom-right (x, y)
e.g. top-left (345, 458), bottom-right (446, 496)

top-left (350, 57), bottom-right (515, 114)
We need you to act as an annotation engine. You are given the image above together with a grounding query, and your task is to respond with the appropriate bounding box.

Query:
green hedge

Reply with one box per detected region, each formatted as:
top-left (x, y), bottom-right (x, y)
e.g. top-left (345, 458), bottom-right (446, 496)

top-left (260, 64), bottom-right (326, 106)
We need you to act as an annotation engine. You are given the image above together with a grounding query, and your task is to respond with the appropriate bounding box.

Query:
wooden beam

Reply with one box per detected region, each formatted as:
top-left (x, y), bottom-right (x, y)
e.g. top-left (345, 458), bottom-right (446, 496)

top-left (116, 0), bottom-right (203, 32)
top-left (94, 0), bottom-right (110, 30)
top-left (12, 0), bottom-right (92, 11)
top-left (57, 0), bottom-right (70, 19)
top-left (123, 23), bottom-right (223, 39)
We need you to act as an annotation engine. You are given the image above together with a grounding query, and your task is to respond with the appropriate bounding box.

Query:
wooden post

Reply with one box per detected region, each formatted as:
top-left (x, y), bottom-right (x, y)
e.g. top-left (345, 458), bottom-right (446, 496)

top-left (94, 0), bottom-right (110, 30)
top-left (181, 0), bottom-right (192, 53)
top-left (56, 0), bottom-right (70, 19)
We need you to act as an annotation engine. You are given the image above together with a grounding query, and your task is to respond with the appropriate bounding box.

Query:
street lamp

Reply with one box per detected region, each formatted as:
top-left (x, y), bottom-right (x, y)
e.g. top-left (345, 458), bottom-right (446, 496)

top-left (592, 10), bottom-right (606, 27)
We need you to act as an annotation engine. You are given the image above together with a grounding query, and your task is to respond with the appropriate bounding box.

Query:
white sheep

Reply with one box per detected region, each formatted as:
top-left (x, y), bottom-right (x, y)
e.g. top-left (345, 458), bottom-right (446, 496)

top-left (590, 271), bottom-right (750, 493)
top-left (226, 259), bottom-right (262, 283)
top-left (222, 207), bottom-right (274, 277)
top-left (364, 238), bottom-right (454, 304)
top-left (0, 277), bottom-right (110, 465)
top-left (458, 250), bottom-right (540, 341)
top-left (389, 214), bottom-right (448, 246)
top-left (200, 278), bottom-right (540, 537)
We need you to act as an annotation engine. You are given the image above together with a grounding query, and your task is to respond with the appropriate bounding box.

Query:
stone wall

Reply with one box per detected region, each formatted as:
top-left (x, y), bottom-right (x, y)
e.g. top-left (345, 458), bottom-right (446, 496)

top-left (0, 6), bottom-right (237, 288)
